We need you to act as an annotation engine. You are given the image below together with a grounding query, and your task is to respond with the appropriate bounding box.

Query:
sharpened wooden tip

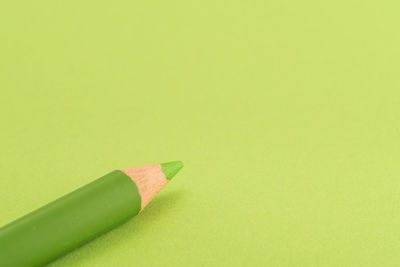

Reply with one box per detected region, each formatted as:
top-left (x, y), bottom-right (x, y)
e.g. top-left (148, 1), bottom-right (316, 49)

top-left (121, 162), bottom-right (183, 210)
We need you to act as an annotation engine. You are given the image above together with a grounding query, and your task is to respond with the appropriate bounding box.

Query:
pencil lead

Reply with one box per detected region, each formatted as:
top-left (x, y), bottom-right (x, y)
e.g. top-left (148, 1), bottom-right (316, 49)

top-left (161, 161), bottom-right (184, 180)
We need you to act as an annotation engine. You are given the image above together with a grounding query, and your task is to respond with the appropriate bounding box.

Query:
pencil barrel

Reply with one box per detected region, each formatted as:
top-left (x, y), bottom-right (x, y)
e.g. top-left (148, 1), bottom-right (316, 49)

top-left (0, 170), bottom-right (141, 267)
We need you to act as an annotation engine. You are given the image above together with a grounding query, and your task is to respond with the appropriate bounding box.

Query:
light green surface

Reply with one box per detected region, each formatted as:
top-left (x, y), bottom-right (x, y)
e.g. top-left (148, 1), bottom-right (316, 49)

top-left (0, 1), bottom-right (400, 266)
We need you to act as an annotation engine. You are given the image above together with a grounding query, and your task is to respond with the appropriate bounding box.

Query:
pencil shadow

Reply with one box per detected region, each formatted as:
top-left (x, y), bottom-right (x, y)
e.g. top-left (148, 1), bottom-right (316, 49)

top-left (46, 190), bottom-right (187, 266)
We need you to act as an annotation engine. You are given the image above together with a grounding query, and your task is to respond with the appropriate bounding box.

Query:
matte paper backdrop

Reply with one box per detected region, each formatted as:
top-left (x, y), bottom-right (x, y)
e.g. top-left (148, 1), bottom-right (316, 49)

top-left (1, 1), bottom-right (400, 266)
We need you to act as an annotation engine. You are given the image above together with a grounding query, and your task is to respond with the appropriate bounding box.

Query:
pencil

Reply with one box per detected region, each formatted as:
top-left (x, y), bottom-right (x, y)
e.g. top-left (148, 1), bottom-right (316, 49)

top-left (0, 161), bottom-right (183, 266)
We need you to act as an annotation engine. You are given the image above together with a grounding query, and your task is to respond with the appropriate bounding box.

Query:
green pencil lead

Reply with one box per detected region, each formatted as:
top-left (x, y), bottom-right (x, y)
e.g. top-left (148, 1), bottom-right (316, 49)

top-left (161, 161), bottom-right (184, 180)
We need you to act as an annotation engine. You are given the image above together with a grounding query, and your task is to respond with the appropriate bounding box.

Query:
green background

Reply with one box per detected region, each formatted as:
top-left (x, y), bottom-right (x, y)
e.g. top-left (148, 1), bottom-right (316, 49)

top-left (1, 1), bottom-right (400, 266)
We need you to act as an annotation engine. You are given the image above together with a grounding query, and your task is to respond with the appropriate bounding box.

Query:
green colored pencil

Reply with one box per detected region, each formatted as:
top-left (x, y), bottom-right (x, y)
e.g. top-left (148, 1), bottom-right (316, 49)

top-left (0, 161), bottom-right (183, 266)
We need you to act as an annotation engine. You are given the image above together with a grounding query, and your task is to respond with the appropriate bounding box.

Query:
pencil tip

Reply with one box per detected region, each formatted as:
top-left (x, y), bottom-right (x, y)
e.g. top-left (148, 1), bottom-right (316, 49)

top-left (161, 161), bottom-right (184, 180)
